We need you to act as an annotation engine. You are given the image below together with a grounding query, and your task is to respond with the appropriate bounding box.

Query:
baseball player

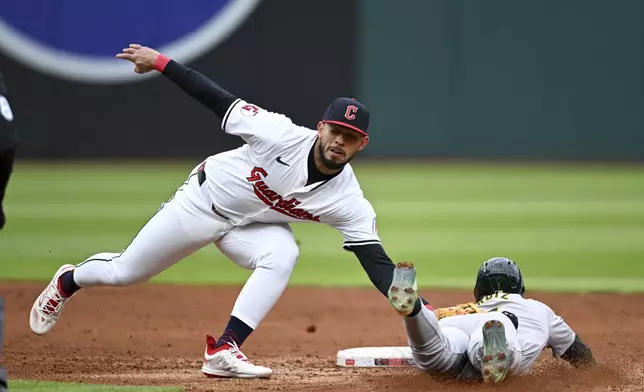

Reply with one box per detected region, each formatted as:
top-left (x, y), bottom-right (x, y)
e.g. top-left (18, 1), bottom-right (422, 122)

top-left (29, 44), bottom-right (431, 379)
top-left (0, 297), bottom-right (7, 392)
top-left (0, 68), bottom-right (18, 231)
top-left (388, 257), bottom-right (596, 384)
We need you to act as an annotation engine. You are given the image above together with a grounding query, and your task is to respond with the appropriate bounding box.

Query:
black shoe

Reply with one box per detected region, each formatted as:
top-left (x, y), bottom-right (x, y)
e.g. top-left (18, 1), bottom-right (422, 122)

top-left (0, 210), bottom-right (5, 230)
top-left (0, 366), bottom-right (7, 392)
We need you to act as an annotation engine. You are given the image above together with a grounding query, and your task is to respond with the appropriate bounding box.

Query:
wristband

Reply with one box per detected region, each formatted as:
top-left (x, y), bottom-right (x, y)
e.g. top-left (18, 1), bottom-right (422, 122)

top-left (153, 54), bottom-right (171, 72)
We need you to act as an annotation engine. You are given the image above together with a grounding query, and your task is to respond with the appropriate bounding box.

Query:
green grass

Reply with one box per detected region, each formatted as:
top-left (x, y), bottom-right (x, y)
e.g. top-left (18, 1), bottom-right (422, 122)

top-left (1, 160), bottom-right (643, 292)
top-left (9, 380), bottom-right (181, 392)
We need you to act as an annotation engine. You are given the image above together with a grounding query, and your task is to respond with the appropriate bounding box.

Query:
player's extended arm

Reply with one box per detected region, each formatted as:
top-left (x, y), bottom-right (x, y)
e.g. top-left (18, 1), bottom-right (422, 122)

top-left (351, 244), bottom-right (430, 312)
top-left (116, 44), bottom-right (237, 118)
top-left (157, 57), bottom-right (237, 118)
top-left (558, 334), bottom-right (596, 368)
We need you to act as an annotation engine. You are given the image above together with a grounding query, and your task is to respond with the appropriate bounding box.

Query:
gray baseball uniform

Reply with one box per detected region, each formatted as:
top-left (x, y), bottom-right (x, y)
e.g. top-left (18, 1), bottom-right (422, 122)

top-left (404, 292), bottom-right (576, 377)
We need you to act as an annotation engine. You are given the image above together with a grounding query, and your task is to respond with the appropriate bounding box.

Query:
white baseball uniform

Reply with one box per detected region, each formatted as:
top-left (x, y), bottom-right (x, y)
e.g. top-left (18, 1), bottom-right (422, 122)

top-left (73, 99), bottom-right (380, 330)
top-left (404, 292), bottom-right (576, 377)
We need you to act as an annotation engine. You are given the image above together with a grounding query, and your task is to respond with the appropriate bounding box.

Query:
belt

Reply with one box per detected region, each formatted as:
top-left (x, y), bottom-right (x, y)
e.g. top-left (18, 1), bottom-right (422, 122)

top-left (197, 163), bottom-right (229, 220)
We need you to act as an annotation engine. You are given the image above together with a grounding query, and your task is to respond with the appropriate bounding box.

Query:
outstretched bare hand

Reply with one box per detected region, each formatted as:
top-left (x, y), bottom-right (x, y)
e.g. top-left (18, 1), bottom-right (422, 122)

top-left (116, 44), bottom-right (160, 74)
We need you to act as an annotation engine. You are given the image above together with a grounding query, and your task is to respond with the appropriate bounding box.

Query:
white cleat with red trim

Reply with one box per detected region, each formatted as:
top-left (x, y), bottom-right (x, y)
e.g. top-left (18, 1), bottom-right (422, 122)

top-left (201, 335), bottom-right (273, 379)
top-left (29, 264), bottom-right (76, 335)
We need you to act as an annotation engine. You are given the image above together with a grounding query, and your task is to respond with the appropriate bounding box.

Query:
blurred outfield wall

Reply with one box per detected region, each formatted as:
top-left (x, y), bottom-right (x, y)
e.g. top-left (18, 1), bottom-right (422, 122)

top-left (0, 0), bottom-right (642, 160)
top-left (357, 0), bottom-right (644, 160)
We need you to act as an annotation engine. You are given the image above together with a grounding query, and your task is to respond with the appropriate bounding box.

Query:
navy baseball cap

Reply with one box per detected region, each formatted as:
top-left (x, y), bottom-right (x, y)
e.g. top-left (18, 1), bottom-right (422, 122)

top-left (321, 97), bottom-right (370, 136)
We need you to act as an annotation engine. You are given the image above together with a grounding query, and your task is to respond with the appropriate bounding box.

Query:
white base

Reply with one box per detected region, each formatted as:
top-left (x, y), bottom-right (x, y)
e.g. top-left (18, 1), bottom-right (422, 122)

top-left (336, 346), bottom-right (416, 367)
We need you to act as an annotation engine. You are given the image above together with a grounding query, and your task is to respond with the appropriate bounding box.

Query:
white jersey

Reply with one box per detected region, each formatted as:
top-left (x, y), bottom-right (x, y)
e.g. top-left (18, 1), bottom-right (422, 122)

top-left (474, 292), bottom-right (576, 373)
top-left (200, 98), bottom-right (381, 249)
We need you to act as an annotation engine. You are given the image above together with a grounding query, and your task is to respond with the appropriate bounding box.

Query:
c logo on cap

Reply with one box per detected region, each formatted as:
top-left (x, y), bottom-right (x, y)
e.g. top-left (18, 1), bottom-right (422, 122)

top-left (345, 105), bottom-right (358, 120)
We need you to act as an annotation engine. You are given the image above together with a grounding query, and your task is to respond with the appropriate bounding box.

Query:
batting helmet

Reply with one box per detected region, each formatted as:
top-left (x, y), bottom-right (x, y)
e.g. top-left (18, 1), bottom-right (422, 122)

top-left (473, 257), bottom-right (525, 302)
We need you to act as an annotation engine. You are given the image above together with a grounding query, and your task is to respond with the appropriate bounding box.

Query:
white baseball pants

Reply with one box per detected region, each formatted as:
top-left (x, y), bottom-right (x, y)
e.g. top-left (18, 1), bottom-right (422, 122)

top-left (404, 306), bottom-right (522, 377)
top-left (72, 162), bottom-right (299, 329)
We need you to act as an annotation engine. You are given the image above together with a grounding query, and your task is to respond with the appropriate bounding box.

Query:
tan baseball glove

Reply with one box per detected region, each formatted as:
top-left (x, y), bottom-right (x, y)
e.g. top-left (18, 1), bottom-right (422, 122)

top-left (434, 302), bottom-right (485, 320)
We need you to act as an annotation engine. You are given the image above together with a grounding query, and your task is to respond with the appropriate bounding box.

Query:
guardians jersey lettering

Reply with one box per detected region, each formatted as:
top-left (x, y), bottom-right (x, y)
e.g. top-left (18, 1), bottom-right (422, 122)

top-left (246, 167), bottom-right (320, 222)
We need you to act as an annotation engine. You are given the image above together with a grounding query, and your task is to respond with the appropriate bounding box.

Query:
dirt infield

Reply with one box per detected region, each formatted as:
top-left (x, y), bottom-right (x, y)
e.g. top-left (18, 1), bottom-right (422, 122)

top-left (2, 282), bottom-right (643, 391)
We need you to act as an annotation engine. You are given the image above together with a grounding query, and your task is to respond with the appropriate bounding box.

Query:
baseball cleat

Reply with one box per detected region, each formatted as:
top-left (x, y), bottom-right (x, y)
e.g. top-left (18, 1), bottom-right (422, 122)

top-left (202, 335), bottom-right (273, 379)
top-left (388, 262), bottom-right (418, 316)
top-left (481, 320), bottom-right (511, 384)
top-left (29, 264), bottom-right (76, 335)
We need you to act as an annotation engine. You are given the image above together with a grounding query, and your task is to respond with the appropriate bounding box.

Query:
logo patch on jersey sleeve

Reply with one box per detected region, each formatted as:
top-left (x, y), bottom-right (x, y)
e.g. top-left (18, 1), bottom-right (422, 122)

top-left (240, 103), bottom-right (260, 117)
top-left (372, 217), bottom-right (378, 234)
